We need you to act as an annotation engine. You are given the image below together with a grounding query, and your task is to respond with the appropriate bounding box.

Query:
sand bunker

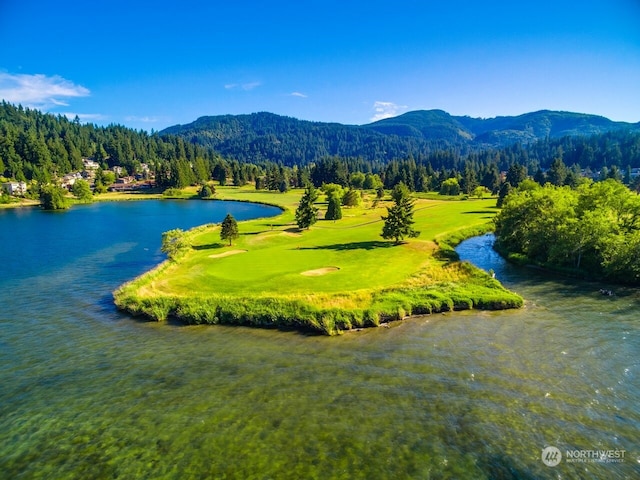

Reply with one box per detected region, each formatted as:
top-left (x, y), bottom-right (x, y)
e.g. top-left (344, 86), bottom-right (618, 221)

top-left (300, 267), bottom-right (340, 276)
top-left (209, 249), bottom-right (247, 259)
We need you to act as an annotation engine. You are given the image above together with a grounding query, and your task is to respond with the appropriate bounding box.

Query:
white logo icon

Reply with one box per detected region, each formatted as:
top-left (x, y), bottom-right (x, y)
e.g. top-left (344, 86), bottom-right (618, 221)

top-left (542, 446), bottom-right (562, 467)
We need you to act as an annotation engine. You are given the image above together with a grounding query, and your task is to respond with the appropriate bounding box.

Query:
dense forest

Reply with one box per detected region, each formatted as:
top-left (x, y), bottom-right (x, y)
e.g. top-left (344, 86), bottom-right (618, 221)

top-left (160, 110), bottom-right (640, 166)
top-left (159, 112), bottom-right (443, 165)
top-left (2, 102), bottom-right (640, 201)
top-left (0, 102), bottom-right (256, 191)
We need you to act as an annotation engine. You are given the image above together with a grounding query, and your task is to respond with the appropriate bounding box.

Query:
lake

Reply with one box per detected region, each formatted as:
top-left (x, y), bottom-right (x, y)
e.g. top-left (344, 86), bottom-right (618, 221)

top-left (0, 204), bottom-right (638, 479)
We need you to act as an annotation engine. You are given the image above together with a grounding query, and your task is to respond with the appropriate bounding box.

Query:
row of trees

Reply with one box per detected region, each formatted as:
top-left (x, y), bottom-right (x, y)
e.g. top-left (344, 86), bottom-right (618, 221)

top-left (294, 182), bottom-right (418, 244)
top-left (494, 179), bottom-right (640, 283)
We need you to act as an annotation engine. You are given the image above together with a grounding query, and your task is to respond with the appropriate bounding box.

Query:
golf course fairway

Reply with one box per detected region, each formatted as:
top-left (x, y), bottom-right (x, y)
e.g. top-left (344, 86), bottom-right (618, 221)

top-left (114, 187), bottom-right (523, 335)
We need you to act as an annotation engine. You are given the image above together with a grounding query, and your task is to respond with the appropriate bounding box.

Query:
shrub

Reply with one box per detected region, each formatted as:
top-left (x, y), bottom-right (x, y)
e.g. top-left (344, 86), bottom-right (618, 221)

top-left (163, 187), bottom-right (183, 197)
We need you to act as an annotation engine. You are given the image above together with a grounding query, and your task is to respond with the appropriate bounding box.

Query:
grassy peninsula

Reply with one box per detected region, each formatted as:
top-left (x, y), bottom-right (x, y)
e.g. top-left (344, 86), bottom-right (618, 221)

top-left (114, 187), bottom-right (523, 334)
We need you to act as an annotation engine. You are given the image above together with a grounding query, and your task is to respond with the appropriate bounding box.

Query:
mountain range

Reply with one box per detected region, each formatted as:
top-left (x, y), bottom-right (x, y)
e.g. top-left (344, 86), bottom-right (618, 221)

top-left (159, 109), bottom-right (640, 165)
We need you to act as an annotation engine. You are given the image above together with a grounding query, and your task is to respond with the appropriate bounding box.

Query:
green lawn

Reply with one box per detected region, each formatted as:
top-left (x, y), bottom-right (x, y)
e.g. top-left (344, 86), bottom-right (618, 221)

top-left (115, 186), bottom-right (522, 334)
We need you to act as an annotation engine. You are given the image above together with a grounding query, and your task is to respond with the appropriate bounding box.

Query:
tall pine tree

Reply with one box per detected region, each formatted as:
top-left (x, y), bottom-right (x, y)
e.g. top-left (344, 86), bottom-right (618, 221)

top-left (220, 214), bottom-right (239, 246)
top-left (325, 192), bottom-right (342, 221)
top-left (295, 185), bottom-right (319, 230)
top-left (381, 182), bottom-right (420, 244)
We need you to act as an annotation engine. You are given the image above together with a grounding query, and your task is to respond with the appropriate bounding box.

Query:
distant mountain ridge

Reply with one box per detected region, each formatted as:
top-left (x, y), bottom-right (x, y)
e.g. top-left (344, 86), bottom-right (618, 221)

top-left (159, 109), bottom-right (640, 165)
top-left (367, 109), bottom-right (638, 143)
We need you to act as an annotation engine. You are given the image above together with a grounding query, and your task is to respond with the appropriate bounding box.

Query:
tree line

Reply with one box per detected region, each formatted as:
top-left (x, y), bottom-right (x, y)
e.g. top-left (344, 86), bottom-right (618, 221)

top-left (2, 102), bottom-right (640, 203)
top-left (494, 179), bottom-right (640, 284)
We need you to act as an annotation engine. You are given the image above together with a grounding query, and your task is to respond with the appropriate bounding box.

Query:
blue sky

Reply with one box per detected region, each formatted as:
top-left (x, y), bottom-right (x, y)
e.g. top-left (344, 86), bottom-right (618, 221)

top-left (1, 0), bottom-right (639, 131)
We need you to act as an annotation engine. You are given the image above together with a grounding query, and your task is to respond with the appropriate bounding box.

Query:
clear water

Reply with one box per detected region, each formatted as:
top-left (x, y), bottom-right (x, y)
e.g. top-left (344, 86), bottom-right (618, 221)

top-left (0, 207), bottom-right (638, 479)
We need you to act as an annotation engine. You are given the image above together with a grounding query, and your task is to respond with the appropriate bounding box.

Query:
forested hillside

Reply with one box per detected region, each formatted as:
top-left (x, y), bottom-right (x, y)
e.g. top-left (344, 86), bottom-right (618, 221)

top-left (159, 112), bottom-right (440, 165)
top-left (0, 102), bottom-right (227, 187)
top-left (160, 110), bottom-right (640, 166)
top-left (2, 101), bottom-right (640, 200)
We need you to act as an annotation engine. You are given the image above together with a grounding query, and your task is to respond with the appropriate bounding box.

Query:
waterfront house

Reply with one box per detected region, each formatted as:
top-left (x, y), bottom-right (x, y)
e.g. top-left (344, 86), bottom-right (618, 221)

top-left (2, 181), bottom-right (27, 196)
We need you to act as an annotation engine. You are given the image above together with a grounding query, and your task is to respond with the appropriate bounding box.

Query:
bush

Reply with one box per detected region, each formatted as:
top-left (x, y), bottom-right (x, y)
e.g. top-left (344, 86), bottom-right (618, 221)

top-left (40, 184), bottom-right (69, 210)
top-left (163, 187), bottom-right (184, 197)
top-left (199, 184), bottom-right (214, 198)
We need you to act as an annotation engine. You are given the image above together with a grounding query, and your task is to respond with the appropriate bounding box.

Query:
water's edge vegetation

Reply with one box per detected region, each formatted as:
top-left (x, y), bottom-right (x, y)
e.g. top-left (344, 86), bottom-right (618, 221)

top-left (494, 179), bottom-right (640, 285)
top-left (113, 190), bottom-right (523, 335)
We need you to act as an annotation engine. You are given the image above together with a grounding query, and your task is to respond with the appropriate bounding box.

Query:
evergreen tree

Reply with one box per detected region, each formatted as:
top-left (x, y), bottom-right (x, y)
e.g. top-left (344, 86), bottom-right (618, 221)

top-left (624, 165), bottom-right (632, 185)
top-left (533, 168), bottom-right (546, 186)
top-left (505, 163), bottom-right (527, 188)
top-left (461, 164), bottom-right (478, 195)
top-left (220, 213), bottom-right (239, 246)
top-left (325, 193), bottom-right (342, 221)
top-left (342, 188), bottom-right (360, 206)
top-left (295, 185), bottom-right (319, 229)
top-left (496, 181), bottom-right (512, 208)
top-left (381, 182), bottom-right (420, 244)
top-left (547, 157), bottom-right (568, 186)
top-left (480, 163), bottom-right (501, 194)
top-left (216, 167), bottom-right (227, 186)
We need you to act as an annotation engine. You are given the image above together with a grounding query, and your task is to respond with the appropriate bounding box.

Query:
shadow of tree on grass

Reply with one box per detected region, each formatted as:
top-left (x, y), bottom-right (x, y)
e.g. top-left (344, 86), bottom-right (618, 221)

top-left (192, 242), bottom-right (226, 250)
top-left (297, 241), bottom-right (394, 251)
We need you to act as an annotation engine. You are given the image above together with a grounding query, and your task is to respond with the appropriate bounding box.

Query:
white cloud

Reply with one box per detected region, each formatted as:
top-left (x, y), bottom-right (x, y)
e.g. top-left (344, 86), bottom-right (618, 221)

top-left (0, 72), bottom-right (90, 109)
top-left (370, 101), bottom-right (408, 122)
top-left (125, 115), bottom-right (161, 123)
top-left (290, 92), bottom-right (308, 98)
top-left (62, 112), bottom-right (107, 122)
top-left (224, 81), bottom-right (262, 91)
top-left (241, 81), bottom-right (261, 91)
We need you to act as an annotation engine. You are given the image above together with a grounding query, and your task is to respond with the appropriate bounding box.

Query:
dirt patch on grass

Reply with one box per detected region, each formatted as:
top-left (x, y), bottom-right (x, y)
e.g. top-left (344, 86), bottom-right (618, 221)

top-left (300, 266), bottom-right (340, 276)
top-left (280, 231), bottom-right (301, 237)
top-left (209, 249), bottom-right (247, 259)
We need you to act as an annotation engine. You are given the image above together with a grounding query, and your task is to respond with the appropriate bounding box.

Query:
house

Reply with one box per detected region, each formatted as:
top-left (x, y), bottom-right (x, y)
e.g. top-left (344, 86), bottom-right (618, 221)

top-left (82, 158), bottom-right (100, 170)
top-left (61, 172), bottom-right (83, 190)
top-left (2, 181), bottom-right (27, 196)
top-left (115, 176), bottom-right (136, 185)
top-left (108, 181), bottom-right (155, 192)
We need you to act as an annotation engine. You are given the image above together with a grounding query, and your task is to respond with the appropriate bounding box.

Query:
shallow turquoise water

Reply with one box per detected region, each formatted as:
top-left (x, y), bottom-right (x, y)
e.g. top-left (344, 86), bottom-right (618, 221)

top-left (1, 206), bottom-right (638, 479)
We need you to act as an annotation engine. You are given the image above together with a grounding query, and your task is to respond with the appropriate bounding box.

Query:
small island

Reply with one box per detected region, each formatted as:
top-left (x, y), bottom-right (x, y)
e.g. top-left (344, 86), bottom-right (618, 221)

top-left (114, 186), bottom-right (523, 335)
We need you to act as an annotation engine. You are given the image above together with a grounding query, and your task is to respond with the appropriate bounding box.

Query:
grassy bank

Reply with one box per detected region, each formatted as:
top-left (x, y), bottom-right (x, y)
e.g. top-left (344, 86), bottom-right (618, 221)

top-left (0, 198), bottom-right (40, 209)
top-left (114, 187), bottom-right (522, 334)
